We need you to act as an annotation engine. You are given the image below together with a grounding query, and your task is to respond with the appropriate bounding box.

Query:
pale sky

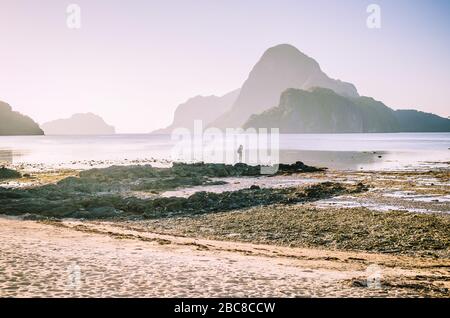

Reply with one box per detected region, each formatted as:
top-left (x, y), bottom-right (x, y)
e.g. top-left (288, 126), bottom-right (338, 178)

top-left (1, 0), bottom-right (449, 133)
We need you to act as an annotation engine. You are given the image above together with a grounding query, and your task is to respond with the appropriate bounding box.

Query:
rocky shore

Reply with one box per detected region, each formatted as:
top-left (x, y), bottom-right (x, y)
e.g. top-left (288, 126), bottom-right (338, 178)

top-left (0, 166), bottom-right (21, 179)
top-left (0, 162), bottom-right (336, 219)
top-left (0, 161), bottom-right (448, 297)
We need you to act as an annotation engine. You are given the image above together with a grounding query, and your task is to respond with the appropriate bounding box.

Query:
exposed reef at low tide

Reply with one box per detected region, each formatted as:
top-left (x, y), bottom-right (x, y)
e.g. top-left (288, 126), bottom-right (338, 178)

top-left (0, 162), bottom-right (349, 220)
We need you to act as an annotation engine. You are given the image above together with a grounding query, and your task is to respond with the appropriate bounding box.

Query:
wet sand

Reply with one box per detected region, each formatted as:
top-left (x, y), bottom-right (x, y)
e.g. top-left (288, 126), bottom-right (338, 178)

top-left (0, 217), bottom-right (449, 298)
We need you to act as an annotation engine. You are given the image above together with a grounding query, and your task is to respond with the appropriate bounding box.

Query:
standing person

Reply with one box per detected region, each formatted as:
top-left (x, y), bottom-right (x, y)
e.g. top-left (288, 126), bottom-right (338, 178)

top-left (237, 144), bottom-right (243, 163)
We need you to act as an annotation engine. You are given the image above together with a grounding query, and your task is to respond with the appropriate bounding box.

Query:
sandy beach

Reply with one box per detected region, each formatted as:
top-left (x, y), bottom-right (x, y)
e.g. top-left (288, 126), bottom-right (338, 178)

top-left (2, 0), bottom-right (449, 303)
top-left (0, 162), bottom-right (449, 298)
top-left (1, 216), bottom-right (449, 298)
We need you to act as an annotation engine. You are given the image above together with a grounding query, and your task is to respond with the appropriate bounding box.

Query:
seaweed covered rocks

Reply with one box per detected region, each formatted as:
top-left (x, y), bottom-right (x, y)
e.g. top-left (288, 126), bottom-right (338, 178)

top-left (171, 161), bottom-right (325, 177)
top-left (0, 178), bottom-right (366, 219)
top-left (0, 167), bottom-right (21, 180)
top-left (0, 162), bottom-right (337, 220)
top-left (51, 161), bottom-right (325, 194)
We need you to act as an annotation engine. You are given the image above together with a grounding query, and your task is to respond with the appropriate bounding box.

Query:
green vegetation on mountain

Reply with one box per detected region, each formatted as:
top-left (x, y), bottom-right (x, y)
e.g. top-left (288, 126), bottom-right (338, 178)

top-left (0, 101), bottom-right (44, 136)
top-left (394, 110), bottom-right (450, 132)
top-left (244, 88), bottom-right (450, 133)
top-left (354, 97), bottom-right (399, 133)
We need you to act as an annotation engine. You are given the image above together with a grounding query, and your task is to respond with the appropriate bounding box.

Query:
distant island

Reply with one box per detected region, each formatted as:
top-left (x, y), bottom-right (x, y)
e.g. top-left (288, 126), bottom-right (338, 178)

top-left (154, 44), bottom-right (450, 134)
top-left (244, 87), bottom-right (450, 133)
top-left (0, 101), bottom-right (44, 136)
top-left (153, 89), bottom-right (240, 134)
top-left (210, 44), bottom-right (359, 129)
top-left (41, 113), bottom-right (115, 135)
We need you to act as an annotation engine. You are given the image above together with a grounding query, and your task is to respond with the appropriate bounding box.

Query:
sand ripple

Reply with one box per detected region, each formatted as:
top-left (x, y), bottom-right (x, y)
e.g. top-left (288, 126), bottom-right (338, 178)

top-left (0, 217), bottom-right (446, 297)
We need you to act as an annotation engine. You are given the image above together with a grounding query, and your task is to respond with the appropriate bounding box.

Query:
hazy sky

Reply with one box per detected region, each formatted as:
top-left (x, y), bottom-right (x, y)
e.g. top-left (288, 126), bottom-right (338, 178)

top-left (1, 0), bottom-right (449, 133)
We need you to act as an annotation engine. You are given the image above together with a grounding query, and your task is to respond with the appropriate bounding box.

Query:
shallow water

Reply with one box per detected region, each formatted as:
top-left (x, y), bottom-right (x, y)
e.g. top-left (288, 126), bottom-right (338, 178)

top-left (0, 133), bottom-right (448, 171)
top-left (160, 176), bottom-right (324, 198)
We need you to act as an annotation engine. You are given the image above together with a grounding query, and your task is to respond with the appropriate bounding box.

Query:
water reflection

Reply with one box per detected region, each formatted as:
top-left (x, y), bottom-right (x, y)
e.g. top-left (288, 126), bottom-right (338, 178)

top-left (0, 149), bottom-right (13, 165)
top-left (279, 150), bottom-right (383, 170)
top-left (0, 133), bottom-right (448, 171)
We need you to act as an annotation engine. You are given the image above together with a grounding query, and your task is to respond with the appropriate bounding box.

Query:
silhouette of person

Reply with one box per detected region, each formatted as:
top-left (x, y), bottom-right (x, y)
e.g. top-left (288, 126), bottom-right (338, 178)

top-left (237, 144), bottom-right (243, 163)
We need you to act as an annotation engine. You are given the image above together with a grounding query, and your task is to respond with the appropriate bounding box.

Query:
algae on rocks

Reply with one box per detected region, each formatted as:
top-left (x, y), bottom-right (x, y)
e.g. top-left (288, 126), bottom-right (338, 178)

top-left (0, 162), bottom-right (351, 220)
top-left (0, 167), bottom-right (21, 180)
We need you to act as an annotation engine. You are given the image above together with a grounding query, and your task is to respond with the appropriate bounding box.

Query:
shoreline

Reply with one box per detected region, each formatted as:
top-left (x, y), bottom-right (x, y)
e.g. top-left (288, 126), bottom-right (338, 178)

top-left (1, 216), bottom-right (449, 298)
top-left (0, 162), bottom-right (449, 297)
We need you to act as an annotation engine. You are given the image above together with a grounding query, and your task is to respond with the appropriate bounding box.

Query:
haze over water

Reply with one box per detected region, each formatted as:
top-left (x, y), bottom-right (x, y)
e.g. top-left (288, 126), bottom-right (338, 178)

top-left (0, 133), bottom-right (448, 171)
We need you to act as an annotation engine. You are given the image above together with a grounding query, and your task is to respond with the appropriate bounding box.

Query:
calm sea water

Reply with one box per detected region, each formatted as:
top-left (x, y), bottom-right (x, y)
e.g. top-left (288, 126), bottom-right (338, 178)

top-left (0, 133), bottom-right (449, 171)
